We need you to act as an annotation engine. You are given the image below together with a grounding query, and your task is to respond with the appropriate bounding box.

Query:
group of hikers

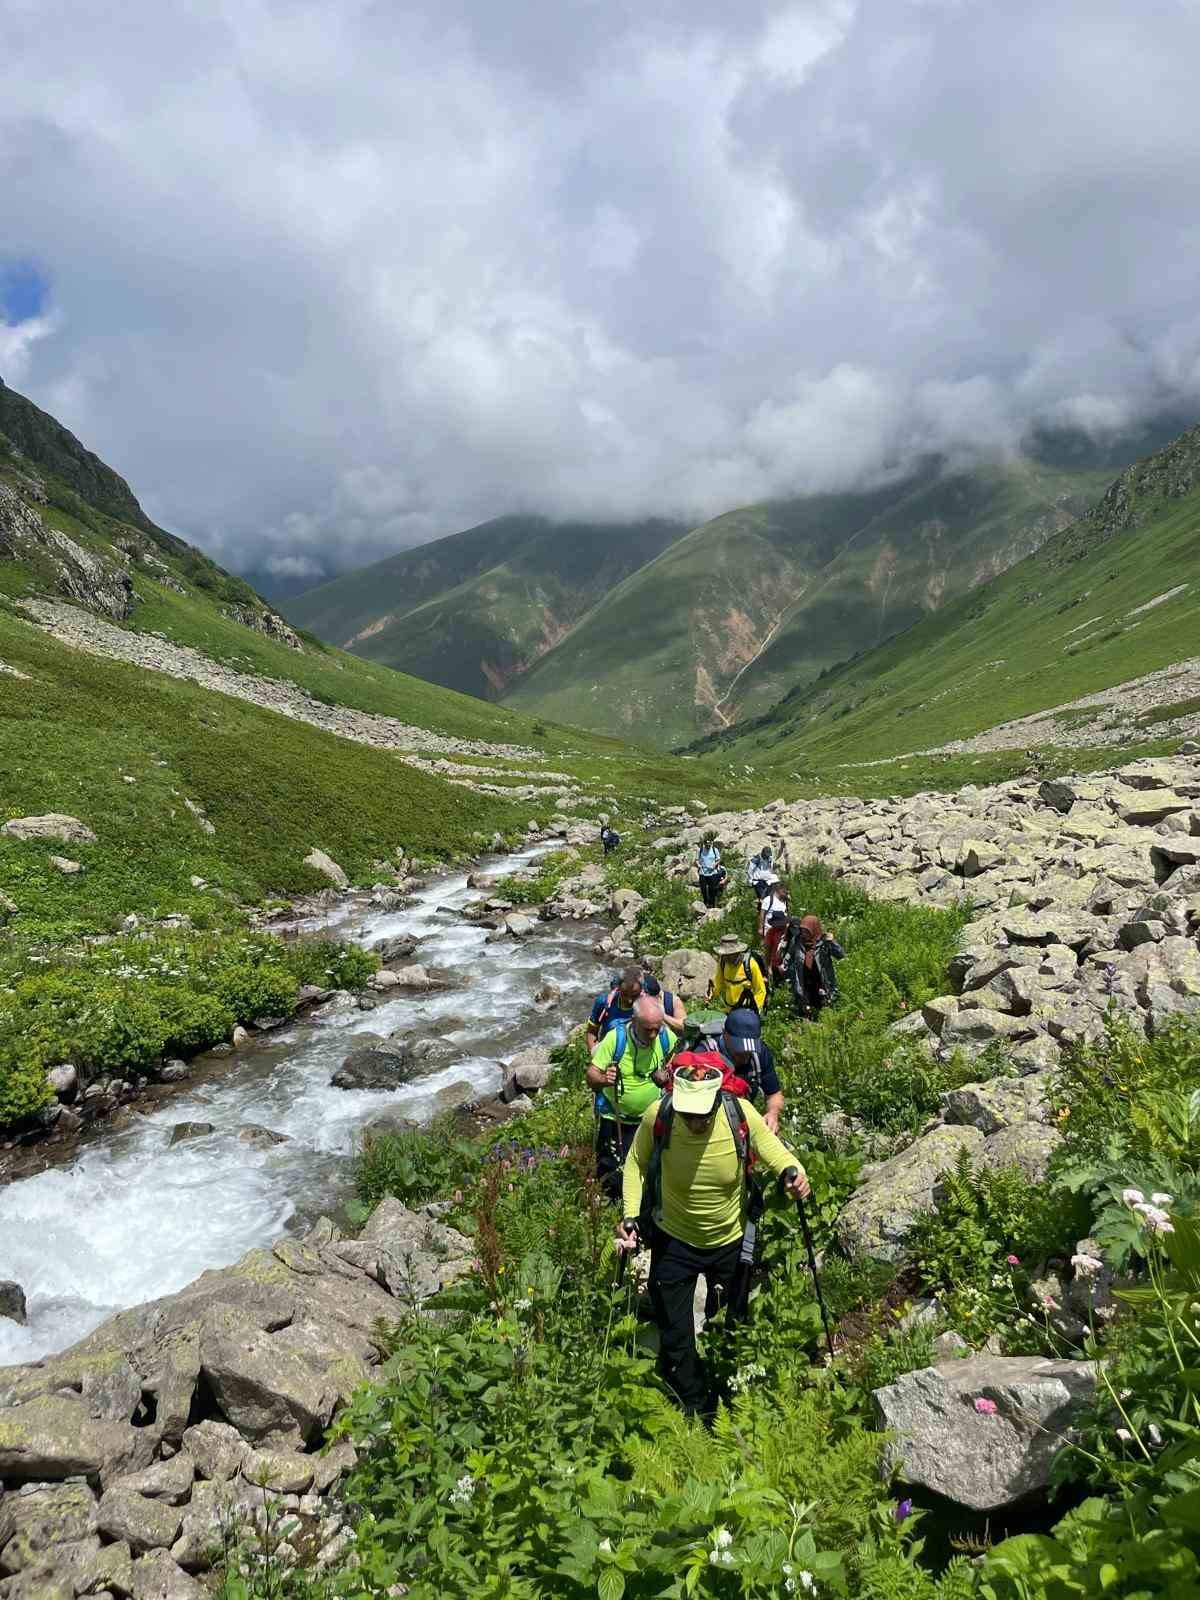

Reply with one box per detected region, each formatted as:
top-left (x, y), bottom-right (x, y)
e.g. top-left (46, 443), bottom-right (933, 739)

top-left (581, 838), bottom-right (846, 1418)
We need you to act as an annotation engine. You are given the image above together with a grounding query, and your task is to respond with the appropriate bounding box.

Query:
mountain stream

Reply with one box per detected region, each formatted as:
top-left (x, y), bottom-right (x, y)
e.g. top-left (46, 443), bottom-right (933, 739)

top-left (0, 846), bottom-right (604, 1366)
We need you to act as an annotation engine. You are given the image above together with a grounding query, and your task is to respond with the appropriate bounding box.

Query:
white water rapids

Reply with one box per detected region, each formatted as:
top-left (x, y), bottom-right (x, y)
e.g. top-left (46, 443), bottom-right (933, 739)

top-left (0, 847), bottom-right (604, 1367)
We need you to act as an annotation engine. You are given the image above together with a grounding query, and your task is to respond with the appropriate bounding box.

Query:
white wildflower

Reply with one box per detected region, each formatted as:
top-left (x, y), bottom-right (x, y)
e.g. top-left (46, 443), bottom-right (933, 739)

top-left (1139, 1206), bottom-right (1175, 1235)
top-left (1071, 1253), bottom-right (1103, 1278)
top-left (1122, 1188), bottom-right (1146, 1207)
top-left (448, 1473), bottom-right (476, 1507)
top-left (598, 1538), bottom-right (612, 1554)
top-left (798, 1573), bottom-right (817, 1593)
top-left (1116, 1428), bottom-right (1132, 1442)
top-left (1151, 1192), bottom-right (1174, 1206)
top-left (513, 1297), bottom-right (532, 1312)
top-left (1148, 1424), bottom-right (1164, 1447)
top-left (713, 1527), bottom-right (733, 1549)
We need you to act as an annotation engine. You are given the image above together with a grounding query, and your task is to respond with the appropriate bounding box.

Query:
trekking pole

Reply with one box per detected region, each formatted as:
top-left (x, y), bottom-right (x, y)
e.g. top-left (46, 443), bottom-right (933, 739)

top-left (794, 1188), bottom-right (836, 1364)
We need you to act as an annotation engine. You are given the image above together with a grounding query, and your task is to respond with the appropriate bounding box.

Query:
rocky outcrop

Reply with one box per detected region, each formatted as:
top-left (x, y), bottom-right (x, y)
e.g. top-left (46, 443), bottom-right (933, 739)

top-left (874, 1353), bottom-right (1099, 1511)
top-left (303, 849), bottom-right (349, 890)
top-left (0, 482), bottom-right (134, 620)
top-left (330, 1036), bottom-right (421, 1091)
top-left (0, 1203), bottom-right (472, 1593)
top-left (662, 948), bottom-right (718, 999)
top-left (836, 1126), bottom-right (985, 1262)
top-left (1, 814), bottom-right (97, 847)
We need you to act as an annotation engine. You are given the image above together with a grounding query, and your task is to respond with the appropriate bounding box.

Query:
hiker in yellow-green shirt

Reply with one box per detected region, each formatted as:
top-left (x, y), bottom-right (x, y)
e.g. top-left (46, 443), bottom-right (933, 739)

top-left (617, 1057), bottom-right (809, 1418)
top-left (708, 933), bottom-right (768, 1013)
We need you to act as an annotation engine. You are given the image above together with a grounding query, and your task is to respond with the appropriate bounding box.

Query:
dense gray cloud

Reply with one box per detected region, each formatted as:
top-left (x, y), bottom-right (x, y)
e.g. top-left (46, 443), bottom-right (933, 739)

top-left (2, 0), bottom-right (1200, 579)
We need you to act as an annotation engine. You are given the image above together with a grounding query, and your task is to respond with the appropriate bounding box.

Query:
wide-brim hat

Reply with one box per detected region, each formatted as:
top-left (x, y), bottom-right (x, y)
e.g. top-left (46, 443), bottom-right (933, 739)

top-left (715, 934), bottom-right (747, 956)
top-left (671, 1057), bottom-right (723, 1114)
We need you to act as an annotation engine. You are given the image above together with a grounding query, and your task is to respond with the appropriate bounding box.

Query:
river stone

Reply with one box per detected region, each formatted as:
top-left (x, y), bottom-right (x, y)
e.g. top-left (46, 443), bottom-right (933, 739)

top-left (0, 1480), bottom-right (97, 1572)
top-left (303, 849), bottom-right (348, 890)
top-left (168, 1122), bottom-right (214, 1146)
top-left (504, 913), bottom-right (536, 938)
top-left (236, 1124), bottom-right (291, 1149)
top-left (873, 1353), bottom-right (1099, 1511)
top-left (97, 1487), bottom-right (183, 1553)
top-left (180, 1422), bottom-right (249, 1482)
top-left (330, 1037), bottom-right (419, 1091)
top-left (502, 1048), bottom-right (552, 1101)
top-left (44, 1063), bottom-right (77, 1099)
top-left (940, 1073), bottom-right (1051, 1135)
top-left (0, 1394), bottom-right (152, 1482)
top-left (1, 814), bottom-right (97, 846)
top-left (158, 1060), bottom-right (190, 1083)
top-left (835, 1125), bottom-right (986, 1261)
top-left (662, 948), bottom-right (717, 999)
top-left (0, 1282), bottom-right (26, 1325)
top-left (131, 1546), bottom-right (208, 1597)
top-left (374, 933), bottom-right (417, 964)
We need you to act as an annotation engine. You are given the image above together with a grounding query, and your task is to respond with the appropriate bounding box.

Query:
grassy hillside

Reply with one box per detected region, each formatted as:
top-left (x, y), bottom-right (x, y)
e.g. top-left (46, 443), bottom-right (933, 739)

top-left (504, 455), bottom-right (1121, 748)
top-left (696, 422), bottom-right (1200, 780)
top-left (284, 514), bottom-right (682, 700)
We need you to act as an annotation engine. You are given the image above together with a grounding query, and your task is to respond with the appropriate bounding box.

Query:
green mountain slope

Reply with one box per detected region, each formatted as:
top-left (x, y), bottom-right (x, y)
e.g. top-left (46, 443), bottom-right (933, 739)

top-left (283, 514), bottom-right (682, 700)
top-left (503, 454), bottom-right (1126, 748)
top-left (695, 421), bottom-right (1200, 778)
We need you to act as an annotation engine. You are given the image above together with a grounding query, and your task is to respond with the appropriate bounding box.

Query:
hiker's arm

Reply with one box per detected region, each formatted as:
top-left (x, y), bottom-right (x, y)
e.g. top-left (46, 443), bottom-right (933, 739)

top-left (586, 1000), bottom-right (603, 1054)
top-left (752, 968), bottom-right (767, 1010)
top-left (763, 1092), bottom-right (784, 1134)
top-left (759, 1053), bottom-right (784, 1134)
top-left (744, 1103), bottom-right (809, 1194)
top-left (664, 994), bottom-right (687, 1034)
top-left (828, 939), bottom-right (846, 959)
top-left (586, 1032), bottom-right (618, 1089)
top-left (619, 1111), bottom-right (655, 1229)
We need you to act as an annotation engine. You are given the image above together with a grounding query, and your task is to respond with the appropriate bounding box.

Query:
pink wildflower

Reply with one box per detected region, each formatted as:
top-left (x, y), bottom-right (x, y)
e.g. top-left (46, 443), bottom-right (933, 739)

top-left (974, 1398), bottom-right (998, 1416)
top-left (1006, 1255), bottom-right (1020, 1266)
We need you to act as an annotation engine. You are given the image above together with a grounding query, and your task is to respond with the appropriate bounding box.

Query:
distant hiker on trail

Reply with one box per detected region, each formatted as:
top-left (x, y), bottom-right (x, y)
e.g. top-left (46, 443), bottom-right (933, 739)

top-left (715, 1006), bottom-right (785, 1133)
top-left (708, 934), bottom-right (768, 1013)
top-left (783, 914), bottom-right (844, 1021)
top-left (616, 1057), bottom-right (809, 1417)
top-left (757, 880), bottom-right (790, 978)
top-left (697, 833), bottom-right (727, 908)
top-left (600, 824), bottom-right (621, 855)
top-left (639, 967), bottom-right (688, 1036)
top-left (745, 844), bottom-right (774, 896)
top-left (587, 995), bottom-right (675, 1201)
top-left (587, 965), bottom-right (644, 1053)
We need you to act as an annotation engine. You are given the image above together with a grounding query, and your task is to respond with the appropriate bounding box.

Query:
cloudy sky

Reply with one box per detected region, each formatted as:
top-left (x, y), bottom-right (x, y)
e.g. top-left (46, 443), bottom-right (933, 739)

top-left (3, 0), bottom-right (1200, 581)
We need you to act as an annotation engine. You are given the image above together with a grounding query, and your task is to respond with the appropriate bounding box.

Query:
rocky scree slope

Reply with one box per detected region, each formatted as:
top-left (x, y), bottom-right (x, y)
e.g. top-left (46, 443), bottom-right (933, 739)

top-left (642, 751), bottom-right (1200, 1264)
top-left (700, 419), bottom-right (1200, 776)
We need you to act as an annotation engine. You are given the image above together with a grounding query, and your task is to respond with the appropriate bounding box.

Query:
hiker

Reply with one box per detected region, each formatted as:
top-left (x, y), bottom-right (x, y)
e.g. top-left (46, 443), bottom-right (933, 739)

top-left (745, 844), bottom-right (774, 896)
top-left (708, 933), bottom-right (767, 1013)
top-left (783, 914), bottom-right (845, 1021)
top-left (586, 964), bottom-right (644, 1053)
top-left (617, 1057), bottom-right (810, 1417)
top-left (600, 823), bottom-right (621, 855)
top-left (697, 833), bottom-right (727, 908)
top-left (715, 1006), bottom-right (785, 1133)
top-left (640, 968), bottom-right (688, 1036)
top-left (587, 995), bottom-right (674, 1200)
top-left (757, 880), bottom-right (790, 977)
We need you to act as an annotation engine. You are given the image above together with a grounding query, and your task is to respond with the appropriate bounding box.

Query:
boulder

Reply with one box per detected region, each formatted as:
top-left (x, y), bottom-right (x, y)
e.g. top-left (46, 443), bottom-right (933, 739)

top-left (0, 1480), bottom-right (97, 1572)
top-left (97, 1487), bottom-right (183, 1553)
top-left (0, 1281), bottom-right (27, 1325)
top-left (940, 1073), bottom-right (1051, 1134)
top-left (504, 913), bottom-right (537, 939)
top-left (940, 1007), bottom-right (1037, 1055)
top-left (502, 1047), bottom-right (553, 1100)
top-left (1, 814), bottom-right (97, 846)
top-left (874, 1353), bottom-right (1098, 1511)
top-left (836, 1125), bottom-right (986, 1261)
top-left (44, 1064), bottom-right (77, 1099)
top-left (112, 1456), bottom-right (195, 1505)
top-left (0, 1394), bottom-right (152, 1483)
top-left (302, 849), bottom-right (349, 890)
top-left (979, 1121), bottom-right (1063, 1183)
top-left (198, 1310), bottom-right (339, 1448)
top-left (130, 1547), bottom-right (207, 1597)
top-left (330, 1038), bottom-right (420, 1091)
top-left (957, 839), bottom-right (1003, 877)
top-left (661, 948), bottom-right (717, 999)
top-left (180, 1422), bottom-right (249, 1483)
top-left (168, 1122), bottom-right (214, 1147)
top-left (240, 1447), bottom-right (315, 1493)
top-left (373, 933), bottom-right (417, 964)
top-left (49, 856), bottom-right (82, 875)
top-left (236, 1124), bottom-right (291, 1149)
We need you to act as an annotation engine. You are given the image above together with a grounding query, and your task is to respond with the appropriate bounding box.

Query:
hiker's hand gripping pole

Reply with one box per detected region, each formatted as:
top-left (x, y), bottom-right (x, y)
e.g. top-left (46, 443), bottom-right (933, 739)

top-left (781, 1167), bottom-right (836, 1364)
top-left (614, 1218), bottom-right (640, 1287)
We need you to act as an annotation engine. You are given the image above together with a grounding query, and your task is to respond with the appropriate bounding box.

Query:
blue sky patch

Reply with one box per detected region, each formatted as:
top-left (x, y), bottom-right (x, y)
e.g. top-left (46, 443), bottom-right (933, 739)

top-left (0, 261), bottom-right (49, 325)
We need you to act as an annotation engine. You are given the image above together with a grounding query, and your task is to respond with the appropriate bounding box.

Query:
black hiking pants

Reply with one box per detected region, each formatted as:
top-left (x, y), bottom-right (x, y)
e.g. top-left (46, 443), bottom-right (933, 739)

top-left (699, 872), bottom-right (723, 908)
top-left (595, 1117), bottom-right (637, 1203)
top-left (648, 1226), bottom-right (741, 1417)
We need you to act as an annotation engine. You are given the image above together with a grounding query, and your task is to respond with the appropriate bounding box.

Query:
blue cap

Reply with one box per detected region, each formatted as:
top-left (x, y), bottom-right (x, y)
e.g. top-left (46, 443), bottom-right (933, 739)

top-left (725, 1007), bottom-right (761, 1044)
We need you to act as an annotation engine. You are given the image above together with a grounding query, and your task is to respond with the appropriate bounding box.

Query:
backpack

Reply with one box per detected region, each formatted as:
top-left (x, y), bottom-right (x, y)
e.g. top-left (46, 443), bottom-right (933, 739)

top-left (594, 984), bottom-right (625, 1039)
top-left (611, 1019), bottom-right (672, 1069)
top-left (638, 1073), bottom-right (759, 1237)
top-left (720, 952), bottom-right (767, 1010)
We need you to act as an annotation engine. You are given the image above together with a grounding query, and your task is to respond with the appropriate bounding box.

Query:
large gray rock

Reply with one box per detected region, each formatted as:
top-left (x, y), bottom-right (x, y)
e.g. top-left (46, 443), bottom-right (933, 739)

top-left (874, 1354), bottom-right (1099, 1511)
top-left (130, 1546), bottom-right (208, 1597)
top-left (940, 1073), bottom-right (1051, 1134)
top-left (502, 1047), bottom-right (553, 1100)
top-left (0, 1480), bottom-right (97, 1573)
top-left (0, 1394), bottom-right (152, 1483)
top-left (0, 814), bottom-right (97, 846)
top-left (180, 1422), bottom-right (249, 1483)
top-left (662, 948), bottom-right (717, 999)
top-left (303, 849), bottom-right (348, 890)
top-left (330, 1037), bottom-right (420, 1091)
top-left (979, 1120), bottom-right (1064, 1183)
top-left (836, 1125), bottom-right (985, 1262)
top-left (97, 1486), bottom-right (183, 1553)
top-left (0, 1282), bottom-right (27, 1325)
top-left (198, 1310), bottom-right (340, 1448)
top-left (113, 1456), bottom-right (195, 1505)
